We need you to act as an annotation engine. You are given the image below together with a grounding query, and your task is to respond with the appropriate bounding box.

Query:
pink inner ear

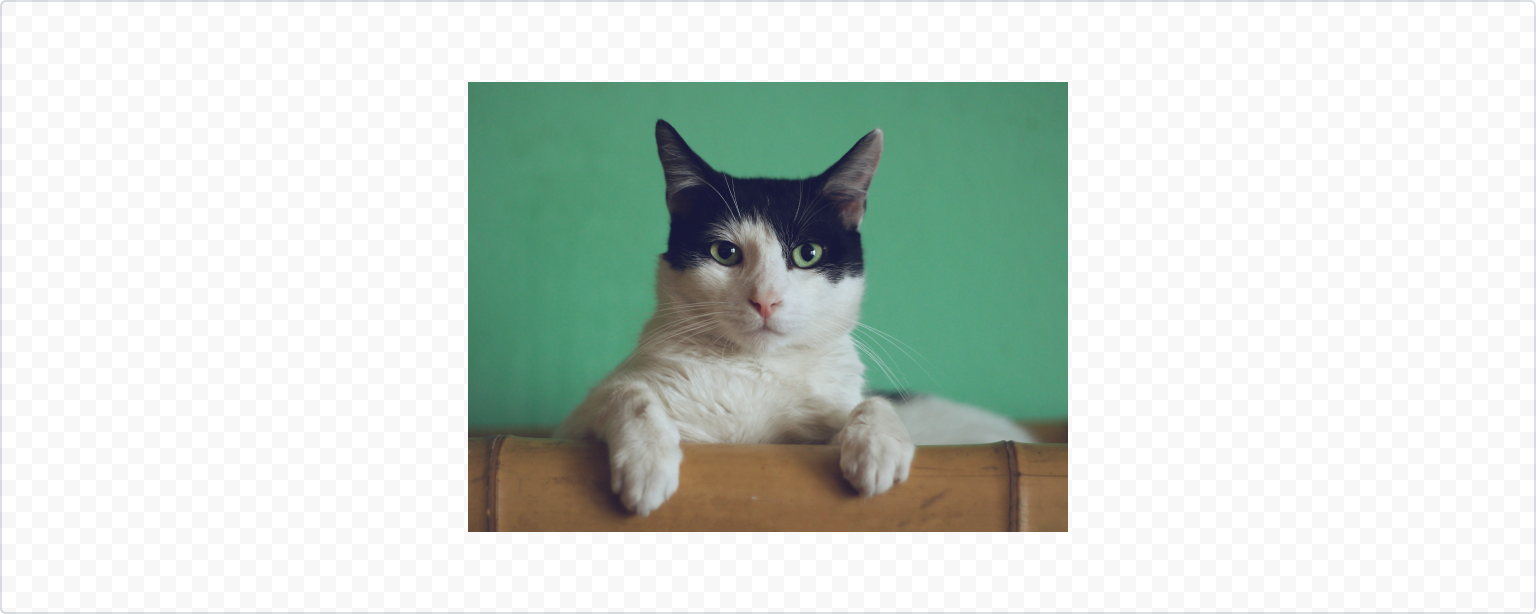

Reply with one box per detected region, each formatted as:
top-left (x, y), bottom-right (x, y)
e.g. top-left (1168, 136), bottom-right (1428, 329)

top-left (840, 200), bottom-right (866, 229)
top-left (822, 129), bottom-right (881, 230)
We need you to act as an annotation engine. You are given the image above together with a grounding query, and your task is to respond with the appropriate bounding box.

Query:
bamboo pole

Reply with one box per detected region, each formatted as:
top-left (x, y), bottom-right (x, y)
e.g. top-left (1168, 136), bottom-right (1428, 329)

top-left (468, 435), bottom-right (1067, 532)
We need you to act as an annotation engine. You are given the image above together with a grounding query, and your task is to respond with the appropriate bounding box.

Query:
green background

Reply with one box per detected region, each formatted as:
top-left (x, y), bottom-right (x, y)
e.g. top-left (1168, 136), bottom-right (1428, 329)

top-left (469, 83), bottom-right (1066, 430)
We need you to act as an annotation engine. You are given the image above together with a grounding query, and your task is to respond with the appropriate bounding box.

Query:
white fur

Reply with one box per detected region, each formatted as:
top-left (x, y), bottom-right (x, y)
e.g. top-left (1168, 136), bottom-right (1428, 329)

top-left (554, 218), bottom-right (915, 515)
top-left (893, 396), bottom-right (1037, 445)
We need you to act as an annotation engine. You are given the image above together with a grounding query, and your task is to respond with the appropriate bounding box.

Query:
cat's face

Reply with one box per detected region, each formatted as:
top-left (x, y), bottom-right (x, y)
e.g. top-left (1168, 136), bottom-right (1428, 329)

top-left (652, 120), bottom-right (882, 352)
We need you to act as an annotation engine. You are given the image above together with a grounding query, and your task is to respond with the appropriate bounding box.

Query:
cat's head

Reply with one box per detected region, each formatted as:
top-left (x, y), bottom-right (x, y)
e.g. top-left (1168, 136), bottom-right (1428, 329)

top-left (652, 119), bottom-right (882, 353)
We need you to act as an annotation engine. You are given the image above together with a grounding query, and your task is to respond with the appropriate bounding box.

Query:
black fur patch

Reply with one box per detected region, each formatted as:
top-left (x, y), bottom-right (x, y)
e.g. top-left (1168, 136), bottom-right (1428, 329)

top-left (869, 389), bottom-right (923, 404)
top-left (656, 121), bottom-right (869, 283)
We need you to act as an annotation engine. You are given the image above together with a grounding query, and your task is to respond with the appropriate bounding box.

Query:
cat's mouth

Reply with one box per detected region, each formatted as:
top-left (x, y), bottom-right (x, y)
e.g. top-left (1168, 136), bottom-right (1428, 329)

top-left (744, 321), bottom-right (784, 336)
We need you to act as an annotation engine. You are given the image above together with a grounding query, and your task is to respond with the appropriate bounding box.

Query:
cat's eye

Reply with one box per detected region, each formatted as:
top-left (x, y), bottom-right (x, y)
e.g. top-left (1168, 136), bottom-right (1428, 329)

top-left (710, 241), bottom-right (742, 266)
top-left (792, 243), bottom-right (824, 268)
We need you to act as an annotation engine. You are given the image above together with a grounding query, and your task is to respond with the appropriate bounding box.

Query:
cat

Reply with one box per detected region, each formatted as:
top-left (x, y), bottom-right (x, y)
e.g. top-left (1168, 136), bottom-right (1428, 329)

top-left (553, 120), bottom-right (1033, 516)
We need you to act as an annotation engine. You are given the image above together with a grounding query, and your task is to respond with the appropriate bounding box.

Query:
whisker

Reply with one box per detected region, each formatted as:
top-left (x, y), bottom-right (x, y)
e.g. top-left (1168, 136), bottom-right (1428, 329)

top-left (650, 302), bottom-right (733, 317)
top-left (802, 319), bottom-right (904, 393)
top-left (818, 311), bottom-right (936, 371)
top-left (617, 311), bottom-right (728, 370)
top-left (695, 178), bottom-right (736, 223)
top-left (792, 182), bottom-right (804, 228)
top-left (852, 330), bottom-right (908, 391)
top-left (798, 190), bottom-right (835, 230)
top-left (817, 311), bottom-right (936, 387)
top-left (724, 175), bottom-right (746, 223)
top-left (621, 318), bottom-right (724, 368)
top-left (644, 318), bottom-right (723, 352)
top-left (636, 311), bottom-right (722, 344)
top-left (854, 323), bottom-right (936, 381)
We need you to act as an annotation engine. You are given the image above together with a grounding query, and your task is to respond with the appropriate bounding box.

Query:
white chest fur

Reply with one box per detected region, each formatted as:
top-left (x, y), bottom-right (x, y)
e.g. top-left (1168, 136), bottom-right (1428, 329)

top-left (560, 331), bottom-right (867, 445)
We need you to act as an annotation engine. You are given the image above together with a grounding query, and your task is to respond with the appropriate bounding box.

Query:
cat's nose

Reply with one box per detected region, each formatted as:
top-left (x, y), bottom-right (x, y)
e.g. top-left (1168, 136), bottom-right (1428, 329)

top-left (749, 294), bottom-right (783, 320)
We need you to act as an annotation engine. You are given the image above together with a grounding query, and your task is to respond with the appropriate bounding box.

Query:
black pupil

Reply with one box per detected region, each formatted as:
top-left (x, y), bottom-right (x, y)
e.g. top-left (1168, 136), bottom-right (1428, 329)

top-left (718, 242), bottom-right (737, 260)
top-left (800, 244), bottom-right (817, 262)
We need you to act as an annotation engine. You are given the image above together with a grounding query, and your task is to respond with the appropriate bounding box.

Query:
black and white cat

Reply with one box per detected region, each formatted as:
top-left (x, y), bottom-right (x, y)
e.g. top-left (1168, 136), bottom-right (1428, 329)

top-left (554, 120), bottom-right (1032, 516)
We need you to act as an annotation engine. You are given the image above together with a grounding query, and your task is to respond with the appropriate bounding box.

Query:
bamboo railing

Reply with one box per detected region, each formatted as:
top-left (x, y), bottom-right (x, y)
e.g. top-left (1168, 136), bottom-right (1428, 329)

top-left (469, 431), bottom-right (1066, 532)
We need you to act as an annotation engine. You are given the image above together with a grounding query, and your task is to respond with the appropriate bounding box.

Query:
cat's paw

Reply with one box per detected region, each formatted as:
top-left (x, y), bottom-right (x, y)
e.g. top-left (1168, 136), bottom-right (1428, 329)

top-left (838, 426), bottom-right (915, 497)
top-left (609, 441), bottom-right (682, 516)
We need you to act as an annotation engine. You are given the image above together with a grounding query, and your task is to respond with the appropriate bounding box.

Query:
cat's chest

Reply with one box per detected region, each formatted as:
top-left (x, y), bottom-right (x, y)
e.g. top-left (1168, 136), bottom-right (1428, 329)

top-left (679, 351), bottom-right (856, 407)
top-left (650, 347), bottom-right (864, 443)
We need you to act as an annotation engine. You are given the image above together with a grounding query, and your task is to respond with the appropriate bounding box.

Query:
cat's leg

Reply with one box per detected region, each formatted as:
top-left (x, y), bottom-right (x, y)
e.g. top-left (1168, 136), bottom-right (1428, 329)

top-left (593, 384), bottom-right (683, 517)
top-left (831, 396), bottom-right (916, 497)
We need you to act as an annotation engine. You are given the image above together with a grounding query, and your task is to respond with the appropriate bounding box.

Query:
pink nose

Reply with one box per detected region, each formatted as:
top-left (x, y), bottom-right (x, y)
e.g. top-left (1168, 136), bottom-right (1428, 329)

top-left (749, 296), bottom-right (782, 320)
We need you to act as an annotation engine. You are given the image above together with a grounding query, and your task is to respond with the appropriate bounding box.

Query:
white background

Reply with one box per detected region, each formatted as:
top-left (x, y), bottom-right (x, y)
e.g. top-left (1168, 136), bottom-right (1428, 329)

top-left (2, 1), bottom-right (1531, 612)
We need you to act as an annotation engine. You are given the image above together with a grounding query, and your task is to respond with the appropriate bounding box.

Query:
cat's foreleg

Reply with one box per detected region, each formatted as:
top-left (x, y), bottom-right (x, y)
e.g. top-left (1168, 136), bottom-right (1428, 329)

top-left (831, 396), bottom-right (916, 497)
top-left (594, 385), bottom-right (683, 516)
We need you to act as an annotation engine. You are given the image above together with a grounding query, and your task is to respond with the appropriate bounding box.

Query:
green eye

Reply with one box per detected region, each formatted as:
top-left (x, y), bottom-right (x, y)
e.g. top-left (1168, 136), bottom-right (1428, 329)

top-left (710, 241), bottom-right (742, 266)
top-left (792, 243), bottom-right (824, 268)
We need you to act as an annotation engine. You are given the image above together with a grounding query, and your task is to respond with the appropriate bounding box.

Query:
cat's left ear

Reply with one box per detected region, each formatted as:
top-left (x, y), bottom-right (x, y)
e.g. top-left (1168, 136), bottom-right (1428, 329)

top-left (655, 119), bottom-right (717, 217)
top-left (818, 128), bottom-right (883, 229)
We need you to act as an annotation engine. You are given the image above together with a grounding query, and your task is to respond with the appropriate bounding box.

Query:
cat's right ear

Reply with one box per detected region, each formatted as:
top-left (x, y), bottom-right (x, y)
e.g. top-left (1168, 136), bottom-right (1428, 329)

top-left (819, 128), bottom-right (883, 230)
top-left (655, 120), bottom-right (715, 216)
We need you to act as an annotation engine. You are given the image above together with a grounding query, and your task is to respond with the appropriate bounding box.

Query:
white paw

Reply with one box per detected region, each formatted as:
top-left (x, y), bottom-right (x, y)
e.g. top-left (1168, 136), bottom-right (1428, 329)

top-left (609, 442), bottom-right (682, 516)
top-left (838, 427), bottom-right (915, 497)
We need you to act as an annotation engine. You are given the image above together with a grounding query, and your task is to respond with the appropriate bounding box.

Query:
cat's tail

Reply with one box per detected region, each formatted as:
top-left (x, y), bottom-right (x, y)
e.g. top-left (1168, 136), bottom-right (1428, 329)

top-left (871, 391), bottom-right (1038, 445)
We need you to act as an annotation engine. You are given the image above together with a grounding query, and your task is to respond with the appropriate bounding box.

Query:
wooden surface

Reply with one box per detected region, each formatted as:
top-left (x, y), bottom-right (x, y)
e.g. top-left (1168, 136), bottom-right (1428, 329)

top-left (1012, 442), bottom-right (1069, 531)
top-left (469, 420), bottom-right (1068, 444)
top-left (469, 435), bottom-right (1067, 532)
top-left (468, 437), bottom-right (489, 533)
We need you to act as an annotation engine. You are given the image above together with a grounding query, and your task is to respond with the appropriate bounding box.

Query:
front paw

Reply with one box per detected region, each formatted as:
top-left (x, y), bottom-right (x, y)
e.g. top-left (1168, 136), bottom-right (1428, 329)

top-left (609, 442), bottom-right (682, 516)
top-left (838, 427), bottom-right (915, 497)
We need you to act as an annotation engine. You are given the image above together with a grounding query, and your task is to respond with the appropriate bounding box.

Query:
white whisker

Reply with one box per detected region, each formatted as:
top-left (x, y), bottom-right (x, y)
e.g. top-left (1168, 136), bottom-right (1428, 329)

top-left (617, 310), bottom-right (729, 370)
top-left (820, 311), bottom-right (935, 370)
top-left (624, 316), bottom-right (725, 366)
top-left (816, 311), bottom-right (935, 387)
top-left (695, 178), bottom-right (736, 223)
top-left (852, 330), bottom-right (909, 391)
top-left (724, 175), bottom-right (747, 223)
top-left (792, 181), bottom-right (804, 227)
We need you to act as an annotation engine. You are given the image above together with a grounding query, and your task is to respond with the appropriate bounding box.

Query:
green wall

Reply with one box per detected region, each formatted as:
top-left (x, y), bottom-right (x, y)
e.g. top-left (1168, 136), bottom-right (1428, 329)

top-left (469, 83), bottom-right (1066, 429)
